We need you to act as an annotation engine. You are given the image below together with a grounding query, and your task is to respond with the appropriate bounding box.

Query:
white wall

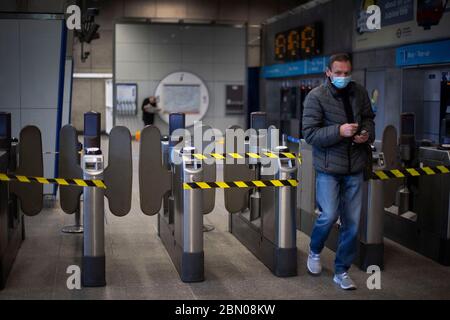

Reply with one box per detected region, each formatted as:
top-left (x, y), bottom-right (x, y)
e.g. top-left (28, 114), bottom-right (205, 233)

top-left (71, 0), bottom-right (306, 131)
top-left (0, 18), bottom-right (65, 194)
top-left (115, 23), bottom-right (247, 134)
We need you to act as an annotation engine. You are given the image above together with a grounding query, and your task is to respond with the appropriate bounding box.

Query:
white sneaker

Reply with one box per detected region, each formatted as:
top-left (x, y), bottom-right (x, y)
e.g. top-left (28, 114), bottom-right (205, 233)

top-left (307, 252), bottom-right (322, 275)
top-left (333, 272), bottom-right (357, 290)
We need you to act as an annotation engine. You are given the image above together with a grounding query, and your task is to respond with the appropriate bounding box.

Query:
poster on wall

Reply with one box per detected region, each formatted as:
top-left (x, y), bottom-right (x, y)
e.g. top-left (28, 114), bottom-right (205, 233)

top-left (155, 71), bottom-right (210, 127)
top-left (225, 85), bottom-right (244, 114)
top-left (354, 0), bottom-right (450, 51)
top-left (116, 83), bottom-right (138, 116)
top-left (163, 84), bottom-right (201, 114)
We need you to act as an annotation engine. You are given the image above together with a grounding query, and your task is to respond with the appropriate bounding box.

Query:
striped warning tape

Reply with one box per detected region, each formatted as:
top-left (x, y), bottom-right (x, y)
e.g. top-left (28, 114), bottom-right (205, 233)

top-left (371, 165), bottom-right (450, 180)
top-left (3, 164), bottom-right (448, 191)
top-left (0, 173), bottom-right (106, 189)
top-left (284, 135), bottom-right (450, 179)
top-left (184, 179), bottom-right (298, 190)
top-left (190, 152), bottom-right (299, 160)
top-left (185, 165), bottom-right (450, 189)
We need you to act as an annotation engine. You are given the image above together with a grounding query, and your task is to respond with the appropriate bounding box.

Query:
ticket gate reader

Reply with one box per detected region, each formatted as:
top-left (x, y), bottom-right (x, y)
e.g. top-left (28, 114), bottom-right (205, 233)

top-left (416, 147), bottom-right (450, 265)
top-left (224, 112), bottom-right (298, 277)
top-left (139, 113), bottom-right (216, 282)
top-left (59, 112), bottom-right (132, 286)
top-left (381, 122), bottom-right (450, 265)
top-left (0, 112), bottom-right (44, 289)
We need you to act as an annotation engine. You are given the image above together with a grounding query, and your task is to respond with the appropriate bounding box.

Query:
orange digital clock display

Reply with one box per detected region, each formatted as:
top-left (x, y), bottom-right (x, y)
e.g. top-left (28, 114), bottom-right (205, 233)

top-left (275, 33), bottom-right (287, 60)
top-left (275, 22), bottom-right (322, 61)
top-left (287, 29), bottom-right (300, 59)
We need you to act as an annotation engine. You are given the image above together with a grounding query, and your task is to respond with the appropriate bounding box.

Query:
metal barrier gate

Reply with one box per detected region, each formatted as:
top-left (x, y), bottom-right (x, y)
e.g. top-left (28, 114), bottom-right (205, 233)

top-left (59, 111), bottom-right (133, 286)
top-left (224, 112), bottom-right (298, 277)
top-left (139, 113), bottom-right (216, 282)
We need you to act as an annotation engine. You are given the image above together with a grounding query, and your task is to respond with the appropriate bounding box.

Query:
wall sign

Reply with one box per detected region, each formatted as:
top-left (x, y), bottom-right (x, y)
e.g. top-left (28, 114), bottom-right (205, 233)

top-left (116, 83), bottom-right (137, 116)
top-left (225, 85), bottom-right (244, 114)
top-left (274, 22), bottom-right (323, 61)
top-left (262, 56), bottom-right (330, 79)
top-left (354, 0), bottom-right (450, 51)
top-left (155, 71), bottom-right (209, 127)
top-left (396, 39), bottom-right (450, 67)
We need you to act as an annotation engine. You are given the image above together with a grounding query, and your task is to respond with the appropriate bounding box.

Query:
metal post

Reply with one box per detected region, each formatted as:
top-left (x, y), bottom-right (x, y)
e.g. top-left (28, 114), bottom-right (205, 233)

top-left (81, 147), bottom-right (106, 287)
top-left (361, 180), bottom-right (385, 245)
top-left (182, 148), bottom-right (203, 254)
top-left (359, 178), bottom-right (385, 270)
top-left (274, 146), bottom-right (297, 277)
top-left (61, 206), bottom-right (83, 233)
top-left (277, 157), bottom-right (297, 249)
top-left (178, 146), bottom-right (204, 282)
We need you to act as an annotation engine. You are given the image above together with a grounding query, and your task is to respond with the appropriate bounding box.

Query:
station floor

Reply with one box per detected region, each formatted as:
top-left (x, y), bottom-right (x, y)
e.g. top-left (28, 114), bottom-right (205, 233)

top-left (1, 138), bottom-right (450, 300)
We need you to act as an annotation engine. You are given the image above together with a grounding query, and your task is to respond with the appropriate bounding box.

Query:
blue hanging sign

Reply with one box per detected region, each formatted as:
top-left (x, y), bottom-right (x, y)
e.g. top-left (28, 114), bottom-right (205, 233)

top-left (396, 39), bottom-right (450, 67)
top-left (262, 56), bottom-right (329, 79)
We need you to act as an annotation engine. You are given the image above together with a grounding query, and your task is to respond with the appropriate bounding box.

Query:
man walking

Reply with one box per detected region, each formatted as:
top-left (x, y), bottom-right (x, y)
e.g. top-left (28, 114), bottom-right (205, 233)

top-left (302, 53), bottom-right (375, 290)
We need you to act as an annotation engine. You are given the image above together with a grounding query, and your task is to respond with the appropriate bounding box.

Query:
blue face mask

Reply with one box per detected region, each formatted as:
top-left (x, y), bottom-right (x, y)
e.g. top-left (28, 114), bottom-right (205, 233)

top-left (331, 76), bottom-right (352, 89)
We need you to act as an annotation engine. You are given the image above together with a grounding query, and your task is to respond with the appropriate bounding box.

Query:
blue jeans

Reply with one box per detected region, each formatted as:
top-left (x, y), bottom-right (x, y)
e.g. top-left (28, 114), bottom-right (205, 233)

top-left (310, 170), bottom-right (364, 274)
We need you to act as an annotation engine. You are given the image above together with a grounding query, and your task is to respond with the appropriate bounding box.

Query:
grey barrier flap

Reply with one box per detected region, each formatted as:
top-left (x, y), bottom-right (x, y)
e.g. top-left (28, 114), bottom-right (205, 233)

top-left (104, 126), bottom-right (133, 217)
top-left (381, 125), bottom-right (402, 207)
top-left (267, 125), bottom-right (279, 151)
top-left (59, 125), bottom-right (83, 214)
top-left (298, 141), bottom-right (315, 213)
top-left (382, 125), bottom-right (401, 170)
top-left (10, 126), bottom-right (43, 216)
top-left (139, 125), bottom-right (171, 216)
top-left (224, 125), bottom-right (255, 214)
top-left (200, 124), bottom-right (216, 215)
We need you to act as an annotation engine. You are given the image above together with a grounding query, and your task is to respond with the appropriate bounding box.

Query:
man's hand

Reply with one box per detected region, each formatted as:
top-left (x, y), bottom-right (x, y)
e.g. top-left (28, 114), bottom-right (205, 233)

top-left (339, 123), bottom-right (359, 138)
top-left (353, 130), bottom-right (369, 144)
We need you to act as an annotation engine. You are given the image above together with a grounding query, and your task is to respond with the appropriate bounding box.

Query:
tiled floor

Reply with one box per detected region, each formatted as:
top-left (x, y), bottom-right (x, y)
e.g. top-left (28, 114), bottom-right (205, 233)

top-left (1, 138), bottom-right (450, 300)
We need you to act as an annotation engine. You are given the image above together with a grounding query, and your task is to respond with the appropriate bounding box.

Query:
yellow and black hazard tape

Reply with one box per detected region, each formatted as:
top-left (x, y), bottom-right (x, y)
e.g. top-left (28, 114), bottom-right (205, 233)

top-left (371, 165), bottom-right (450, 180)
top-left (184, 179), bottom-right (298, 190)
top-left (0, 173), bottom-right (106, 189)
top-left (185, 165), bottom-right (450, 189)
top-left (5, 164), bottom-right (447, 192)
top-left (190, 152), bottom-right (299, 160)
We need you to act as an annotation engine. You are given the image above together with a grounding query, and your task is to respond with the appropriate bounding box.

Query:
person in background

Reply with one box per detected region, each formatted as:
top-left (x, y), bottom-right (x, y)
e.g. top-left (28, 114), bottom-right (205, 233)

top-left (302, 53), bottom-right (375, 290)
top-left (142, 96), bottom-right (161, 126)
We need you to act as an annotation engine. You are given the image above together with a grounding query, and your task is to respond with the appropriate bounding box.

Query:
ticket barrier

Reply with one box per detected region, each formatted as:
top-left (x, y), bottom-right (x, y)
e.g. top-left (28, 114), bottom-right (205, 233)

top-left (224, 112), bottom-right (298, 277)
top-left (0, 112), bottom-right (43, 289)
top-left (59, 111), bottom-right (132, 286)
top-left (139, 113), bottom-right (216, 282)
